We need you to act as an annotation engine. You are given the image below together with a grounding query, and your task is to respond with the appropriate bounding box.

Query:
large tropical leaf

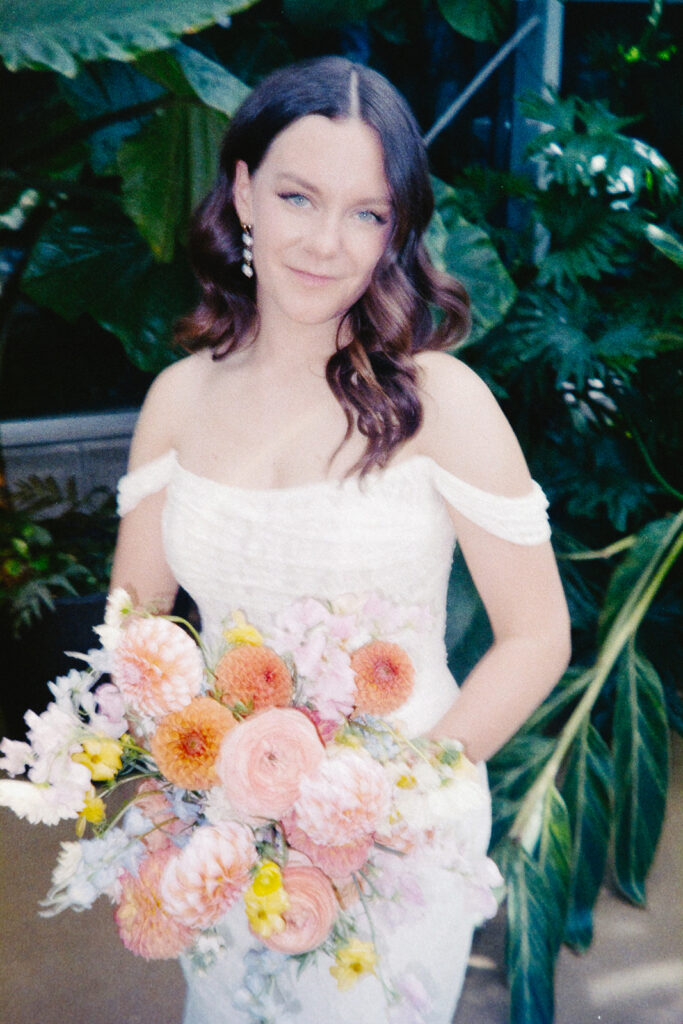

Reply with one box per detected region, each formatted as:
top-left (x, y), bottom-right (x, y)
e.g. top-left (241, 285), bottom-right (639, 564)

top-left (598, 517), bottom-right (677, 643)
top-left (562, 720), bottom-right (613, 950)
top-left (437, 0), bottom-right (512, 43)
top-left (427, 178), bottom-right (517, 342)
top-left (137, 42), bottom-right (250, 116)
top-left (498, 822), bottom-right (567, 1024)
top-left (20, 206), bottom-right (195, 372)
top-left (0, 0), bottom-right (260, 77)
top-left (488, 733), bottom-right (555, 846)
top-left (117, 99), bottom-right (227, 262)
top-left (612, 641), bottom-right (669, 905)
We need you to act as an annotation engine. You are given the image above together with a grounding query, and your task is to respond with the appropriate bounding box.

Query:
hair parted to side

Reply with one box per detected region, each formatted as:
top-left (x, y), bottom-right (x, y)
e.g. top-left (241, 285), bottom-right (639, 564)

top-left (175, 56), bottom-right (471, 475)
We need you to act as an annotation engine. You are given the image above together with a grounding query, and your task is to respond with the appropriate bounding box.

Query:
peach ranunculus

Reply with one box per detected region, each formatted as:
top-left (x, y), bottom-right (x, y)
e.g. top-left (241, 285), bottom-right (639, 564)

top-left (214, 644), bottom-right (293, 712)
top-left (114, 847), bottom-right (196, 959)
top-left (283, 815), bottom-right (373, 880)
top-left (151, 697), bottom-right (236, 790)
top-left (258, 863), bottom-right (338, 954)
top-left (112, 617), bottom-right (203, 720)
top-left (216, 708), bottom-right (325, 820)
top-left (292, 749), bottom-right (391, 848)
top-left (160, 823), bottom-right (257, 929)
top-left (351, 640), bottom-right (415, 714)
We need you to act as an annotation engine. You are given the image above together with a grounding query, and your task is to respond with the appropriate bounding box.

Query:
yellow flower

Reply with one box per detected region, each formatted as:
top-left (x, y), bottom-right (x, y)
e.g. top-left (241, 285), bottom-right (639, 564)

top-left (396, 773), bottom-right (416, 789)
top-left (244, 861), bottom-right (290, 938)
top-left (72, 737), bottom-right (124, 781)
top-left (76, 786), bottom-right (106, 837)
top-left (223, 610), bottom-right (263, 647)
top-left (329, 939), bottom-right (378, 990)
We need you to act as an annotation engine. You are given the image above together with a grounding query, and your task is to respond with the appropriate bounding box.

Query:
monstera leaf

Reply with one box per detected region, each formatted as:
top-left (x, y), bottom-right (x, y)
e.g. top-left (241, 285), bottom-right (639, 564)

top-left (0, 0), bottom-right (261, 77)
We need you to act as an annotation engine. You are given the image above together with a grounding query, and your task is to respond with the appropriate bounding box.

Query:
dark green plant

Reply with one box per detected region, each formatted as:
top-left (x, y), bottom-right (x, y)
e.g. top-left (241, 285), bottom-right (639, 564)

top-left (0, 476), bottom-right (117, 636)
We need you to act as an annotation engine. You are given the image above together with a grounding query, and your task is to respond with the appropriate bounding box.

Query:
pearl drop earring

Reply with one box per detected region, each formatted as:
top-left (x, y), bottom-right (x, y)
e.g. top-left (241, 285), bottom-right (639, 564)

top-left (241, 224), bottom-right (254, 278)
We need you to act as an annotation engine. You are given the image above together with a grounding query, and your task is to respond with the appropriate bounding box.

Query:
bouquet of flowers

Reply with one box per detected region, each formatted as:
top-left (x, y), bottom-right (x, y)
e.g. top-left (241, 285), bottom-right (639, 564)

top-left (0, 589), bottom-right (502, 1020)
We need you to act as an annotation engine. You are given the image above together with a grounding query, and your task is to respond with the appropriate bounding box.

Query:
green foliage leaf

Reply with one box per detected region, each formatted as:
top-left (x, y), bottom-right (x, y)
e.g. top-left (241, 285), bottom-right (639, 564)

top-left (645, 223), bottom-right (683, 268)
top-left (488, 734), bottom-right (555, 846)
top-left (612, 642), bottom-right (669, 904)
top-left (118, 98), bottom-right (227, 261)
top-left (60, 60), bottom-right (165, 175)
top-left (137, 42), bottom-right (250, 115)
top-left (21, 206), bottom-right (195, 372)
top-left (498, 832), bottom-right (565, 1024)
top-left (437, 0), bottom-right (512, 43)
top-left (0, 0), bottom-right (260, 77)
top-left (523, 92), bottom-right (679, 204)
top-left (427, 178), bottom-right (517, 341)
top-left (562, 720), bottom-right (613, 950)
top-left (598, 517), bottom-right (676, 642)
top-left (282, 0), bottom-right (385, 27)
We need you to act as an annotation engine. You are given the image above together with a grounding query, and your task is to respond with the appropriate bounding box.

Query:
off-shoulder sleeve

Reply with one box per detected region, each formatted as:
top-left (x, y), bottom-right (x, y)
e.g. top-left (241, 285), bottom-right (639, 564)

top-left (116, 450), bottom-right (177, 517)
top-left (431, 461), bottom-right (551, 545)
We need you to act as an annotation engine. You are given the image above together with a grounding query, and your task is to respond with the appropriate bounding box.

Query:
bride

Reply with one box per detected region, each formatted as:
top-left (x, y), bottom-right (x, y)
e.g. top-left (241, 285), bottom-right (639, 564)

top-left (112, 56), bottom-right (570, 1024)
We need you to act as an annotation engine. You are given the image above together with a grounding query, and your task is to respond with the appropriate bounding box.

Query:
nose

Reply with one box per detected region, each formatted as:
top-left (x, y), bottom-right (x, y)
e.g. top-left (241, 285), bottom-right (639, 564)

top-left (304, 211), bottom-right (343, 259)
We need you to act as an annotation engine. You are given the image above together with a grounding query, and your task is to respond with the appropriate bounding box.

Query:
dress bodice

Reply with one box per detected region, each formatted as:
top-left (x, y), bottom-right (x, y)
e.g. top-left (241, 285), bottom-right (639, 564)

top-left (117, 451), bottom-right (549, 735)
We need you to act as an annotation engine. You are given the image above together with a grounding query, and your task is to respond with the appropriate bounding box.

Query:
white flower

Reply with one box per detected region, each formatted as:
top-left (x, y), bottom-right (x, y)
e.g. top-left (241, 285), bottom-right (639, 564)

top-left (545, 142), bottom-right (563, 156)
top-left (0, 779), bottom-right (83, 825)
top-left (94, 587), bottom-right (134, 650)
top-left (47, 668), bottom-right (94, 707)
top-left (589, 154), bottom-right (607, 175)
top-left (0, 737), bottom-right (32, 776)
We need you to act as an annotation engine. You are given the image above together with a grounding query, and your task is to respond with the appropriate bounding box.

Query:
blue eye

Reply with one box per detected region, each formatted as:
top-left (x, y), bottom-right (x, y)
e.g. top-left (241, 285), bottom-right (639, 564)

top-left (279, 192), bottom-right (309, 207)
top-left (357, 210), bottom-right (388, 225)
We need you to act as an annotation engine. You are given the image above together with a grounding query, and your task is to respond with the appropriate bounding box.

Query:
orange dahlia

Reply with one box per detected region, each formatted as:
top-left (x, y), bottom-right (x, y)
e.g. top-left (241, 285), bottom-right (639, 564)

top-left (351, 641), bottom-right (415, 714)
top-left (214, 645), bottom-right (293, 712)
top-left (151, 697), bottom-right (236, 790)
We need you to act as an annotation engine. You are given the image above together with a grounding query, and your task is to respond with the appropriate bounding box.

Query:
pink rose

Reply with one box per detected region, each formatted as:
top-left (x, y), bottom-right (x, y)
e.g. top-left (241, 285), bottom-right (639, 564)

top-left (216, 708), bottom-right (324, 820)
top-left (258, 864), bottom-right (338, 954)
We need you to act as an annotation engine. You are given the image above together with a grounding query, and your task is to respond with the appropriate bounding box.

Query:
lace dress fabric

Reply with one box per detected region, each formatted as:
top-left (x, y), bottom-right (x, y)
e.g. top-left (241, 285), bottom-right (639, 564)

top-left (117, 451), bottom-right (550, 1024)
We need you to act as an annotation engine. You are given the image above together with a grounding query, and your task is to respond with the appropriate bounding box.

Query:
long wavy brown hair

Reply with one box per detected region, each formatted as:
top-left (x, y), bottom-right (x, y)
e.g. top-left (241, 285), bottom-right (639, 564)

top-left (176, 56), bottom-right (470, 474)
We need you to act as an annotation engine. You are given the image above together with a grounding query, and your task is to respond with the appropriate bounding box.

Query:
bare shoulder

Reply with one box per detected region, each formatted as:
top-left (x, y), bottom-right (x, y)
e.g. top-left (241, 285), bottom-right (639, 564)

top-left (414, 350), bottom-right (533, 495)
top-left (127, 352), bottom-right (212, 469)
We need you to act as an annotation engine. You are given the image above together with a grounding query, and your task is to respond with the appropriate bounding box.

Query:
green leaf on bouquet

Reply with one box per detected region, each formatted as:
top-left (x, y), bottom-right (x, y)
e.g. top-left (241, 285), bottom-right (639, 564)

top-left (117, 97), bottom-right (228, 261)
top-left (562, 720), bottom-right (613, 950)
top-left (498, 823), bottom-right (567, 1024)
top-left (0, 0), bottom-right (261, 77)
top-left (21, 206), bottom-right (195, 373)
top-left (613, 641), bottom-right (669, 905)
top-left (426, 177), bottom-right (517, 342)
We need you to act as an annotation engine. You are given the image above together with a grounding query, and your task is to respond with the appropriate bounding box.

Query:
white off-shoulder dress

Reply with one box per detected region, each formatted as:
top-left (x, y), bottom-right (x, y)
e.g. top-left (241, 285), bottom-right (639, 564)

top-left (118, 451), bottom-right (550, 1024)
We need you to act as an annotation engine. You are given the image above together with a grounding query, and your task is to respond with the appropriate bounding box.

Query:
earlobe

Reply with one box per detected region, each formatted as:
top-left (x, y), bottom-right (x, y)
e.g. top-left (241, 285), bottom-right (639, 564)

top-left (233, 160), bottom-right (253, 225)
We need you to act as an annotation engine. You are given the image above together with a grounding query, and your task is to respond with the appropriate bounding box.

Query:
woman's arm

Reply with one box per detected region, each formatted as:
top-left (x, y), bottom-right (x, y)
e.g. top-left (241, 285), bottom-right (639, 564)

top-left (417, 352), bottom-right (571, 762)
top-left (109, 359), bottom-right (197, 611)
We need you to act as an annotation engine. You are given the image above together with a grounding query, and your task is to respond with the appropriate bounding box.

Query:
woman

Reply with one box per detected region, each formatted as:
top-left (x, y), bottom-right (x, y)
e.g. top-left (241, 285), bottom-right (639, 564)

top-left (112, 57), bottom-right (570, 1024)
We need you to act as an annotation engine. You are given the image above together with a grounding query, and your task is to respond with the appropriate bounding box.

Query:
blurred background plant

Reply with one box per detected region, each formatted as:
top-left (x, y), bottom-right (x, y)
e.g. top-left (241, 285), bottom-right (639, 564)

top-left (0, 1), bottom-right (681, 1022)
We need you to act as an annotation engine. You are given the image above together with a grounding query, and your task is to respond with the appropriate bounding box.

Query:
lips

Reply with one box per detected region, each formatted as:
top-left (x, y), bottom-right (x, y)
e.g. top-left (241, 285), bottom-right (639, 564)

top-left (288, 267), bottom-right (336, 284)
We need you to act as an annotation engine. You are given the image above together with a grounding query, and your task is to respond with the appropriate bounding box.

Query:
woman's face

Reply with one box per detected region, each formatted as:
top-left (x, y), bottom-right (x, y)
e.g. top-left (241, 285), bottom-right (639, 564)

top-left (233, 115), bottom-right (393, 331)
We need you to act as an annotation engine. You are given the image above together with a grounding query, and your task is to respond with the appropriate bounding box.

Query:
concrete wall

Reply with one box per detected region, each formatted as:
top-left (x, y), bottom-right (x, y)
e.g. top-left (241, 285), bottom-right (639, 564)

top-left (0, 409), bottom-right (138, 498)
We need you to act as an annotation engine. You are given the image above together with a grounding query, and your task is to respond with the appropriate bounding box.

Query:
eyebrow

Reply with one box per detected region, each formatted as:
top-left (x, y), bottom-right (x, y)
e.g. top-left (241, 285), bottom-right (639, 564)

top-left (274, 172), bottom-right (392, 207)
